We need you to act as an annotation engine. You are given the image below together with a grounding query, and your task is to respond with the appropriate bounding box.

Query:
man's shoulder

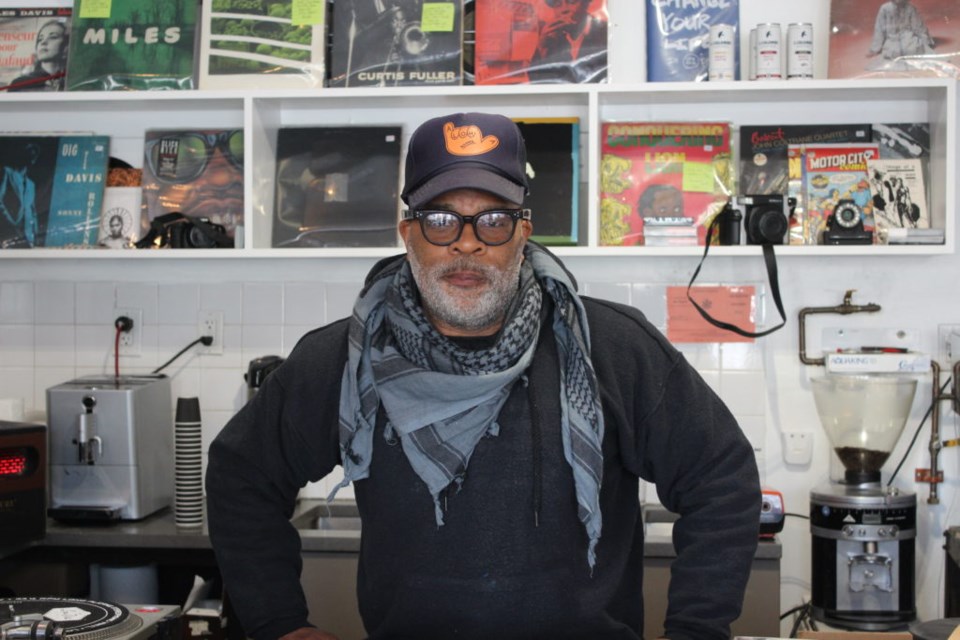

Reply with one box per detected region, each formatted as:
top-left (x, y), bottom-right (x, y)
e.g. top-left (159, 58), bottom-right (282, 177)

top-left (283, 317), bottom-right (351, 371)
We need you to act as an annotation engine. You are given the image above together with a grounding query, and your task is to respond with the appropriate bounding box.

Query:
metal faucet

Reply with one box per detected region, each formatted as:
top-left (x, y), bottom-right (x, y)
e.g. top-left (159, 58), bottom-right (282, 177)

top-left (74, 395), bottom-right (102, 465)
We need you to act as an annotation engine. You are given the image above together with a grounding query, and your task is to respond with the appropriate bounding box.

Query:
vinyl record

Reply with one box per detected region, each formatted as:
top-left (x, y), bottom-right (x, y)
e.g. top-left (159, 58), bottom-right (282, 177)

top-left (0, 598), bottom-right (141, 640)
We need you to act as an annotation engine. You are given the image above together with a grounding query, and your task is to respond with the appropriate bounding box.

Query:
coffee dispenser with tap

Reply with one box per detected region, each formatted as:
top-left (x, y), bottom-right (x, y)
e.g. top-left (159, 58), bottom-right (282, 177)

top-left (46, 375), bottom-right (173, 522)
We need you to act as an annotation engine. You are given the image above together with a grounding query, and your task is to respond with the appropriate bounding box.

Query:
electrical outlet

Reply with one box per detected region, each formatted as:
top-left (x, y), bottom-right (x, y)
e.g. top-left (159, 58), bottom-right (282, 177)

top-left (198, 310), bottom-right (224, 355)
top-left (782, 431), bottom-right (813, 465)
top-left (115, 308), bottom-right (142, 357)
top-left (938, 324), bottom-right (960, 367)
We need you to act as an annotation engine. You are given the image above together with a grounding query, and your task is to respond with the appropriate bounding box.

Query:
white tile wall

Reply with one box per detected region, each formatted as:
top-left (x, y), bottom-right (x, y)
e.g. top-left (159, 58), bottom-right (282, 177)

top-left (0, 278), bottom-right (766, 509)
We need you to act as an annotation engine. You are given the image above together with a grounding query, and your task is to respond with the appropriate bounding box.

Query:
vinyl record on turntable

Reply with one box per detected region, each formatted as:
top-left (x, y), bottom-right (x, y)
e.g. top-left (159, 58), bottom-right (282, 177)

top-left (0, 598), bottom-right (179, 640)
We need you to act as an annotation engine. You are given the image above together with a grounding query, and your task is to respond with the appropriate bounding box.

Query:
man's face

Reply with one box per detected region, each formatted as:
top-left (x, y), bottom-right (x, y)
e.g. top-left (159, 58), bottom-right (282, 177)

top-left (400, 188), bottom-right (532, 337)
top-left (642, 188), bottom-right (683, 217)
top-left (109, 216), bottom-right (122, 236)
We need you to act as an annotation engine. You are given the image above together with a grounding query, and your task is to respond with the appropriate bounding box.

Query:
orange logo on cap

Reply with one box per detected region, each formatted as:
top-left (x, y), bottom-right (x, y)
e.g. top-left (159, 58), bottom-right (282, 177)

top-left (443, 121), bottom-right (500, 156)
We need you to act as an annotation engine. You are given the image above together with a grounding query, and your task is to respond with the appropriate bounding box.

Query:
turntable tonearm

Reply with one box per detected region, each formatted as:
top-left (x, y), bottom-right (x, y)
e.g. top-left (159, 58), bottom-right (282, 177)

top-left (0, 599), bottom-right (179, 640)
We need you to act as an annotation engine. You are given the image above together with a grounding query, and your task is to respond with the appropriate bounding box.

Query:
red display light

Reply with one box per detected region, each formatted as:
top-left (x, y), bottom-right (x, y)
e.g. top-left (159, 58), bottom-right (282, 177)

top-left (0, 449), bottom-right (29, 476)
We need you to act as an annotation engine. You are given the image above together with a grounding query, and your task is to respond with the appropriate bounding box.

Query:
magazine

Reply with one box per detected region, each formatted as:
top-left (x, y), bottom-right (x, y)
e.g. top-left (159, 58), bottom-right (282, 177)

top-left (0, 5), bottom-right (72, 92)
top-left (866, 157), bottom-right (929, 231)
top-left (513, 117), bottom-right (580, 245)
top-left (599, 121), bottom-right (733, 246)
top-left (474, 0), bottom-right (607, 85)
top-left (646, 0), bottom-right (739, 82)
top-left (272, 126), bottom-right (402, 248)
top-left (0, 134), bottom-right (108, 248)
top-left (800, 143), bottom-right (880, 244)
top-left (328, 0), bottom-right (462, 87)
top-left (66, 0), bottom-right (197, 91)
top-left (198, 0), bottom-right (326, 90)
top-left (828, 0), bottom-right (960, 79)
top-left (140, 129), bottom-right (244, 244)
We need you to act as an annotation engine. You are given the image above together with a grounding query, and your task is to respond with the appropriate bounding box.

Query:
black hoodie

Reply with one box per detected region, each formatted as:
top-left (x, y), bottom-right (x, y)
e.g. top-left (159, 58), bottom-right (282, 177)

top-left (206, 254), bottom-right (760, 640)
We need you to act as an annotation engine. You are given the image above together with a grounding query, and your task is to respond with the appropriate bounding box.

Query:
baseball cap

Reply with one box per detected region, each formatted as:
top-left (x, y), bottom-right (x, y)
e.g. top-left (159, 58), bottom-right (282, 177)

top-left (401, 112), bottom-right (530, 209)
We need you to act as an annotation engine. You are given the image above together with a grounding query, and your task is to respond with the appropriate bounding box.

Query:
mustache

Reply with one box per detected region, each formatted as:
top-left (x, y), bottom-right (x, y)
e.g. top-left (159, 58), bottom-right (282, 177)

top-left (435, 258), bottom-right (496, 280)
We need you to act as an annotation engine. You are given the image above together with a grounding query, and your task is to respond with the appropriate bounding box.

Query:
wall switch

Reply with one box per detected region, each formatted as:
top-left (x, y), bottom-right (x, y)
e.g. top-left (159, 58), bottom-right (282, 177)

top-left (115, 308), bottom-right (142, 357)
top-left (782, 431), bottom-right (813, 466)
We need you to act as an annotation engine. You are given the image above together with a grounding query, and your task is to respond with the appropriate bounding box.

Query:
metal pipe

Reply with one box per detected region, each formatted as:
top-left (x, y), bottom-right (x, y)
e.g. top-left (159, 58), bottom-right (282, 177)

top-left (798, 290), bottom-right (882, 365)
top-left (929, 360), bottom-right (943, 505)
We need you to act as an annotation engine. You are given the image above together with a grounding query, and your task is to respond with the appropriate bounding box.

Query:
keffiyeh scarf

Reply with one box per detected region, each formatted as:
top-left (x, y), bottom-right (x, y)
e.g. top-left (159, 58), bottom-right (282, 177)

top-left (333, 243), bottom-right (605, 568)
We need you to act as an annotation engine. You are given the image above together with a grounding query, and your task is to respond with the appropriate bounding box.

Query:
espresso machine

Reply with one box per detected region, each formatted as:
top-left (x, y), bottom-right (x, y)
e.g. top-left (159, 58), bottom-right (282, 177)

top-left (809, 372), bottom-right (919, 630)
top-left (46, 375), bottom-right (173, 522)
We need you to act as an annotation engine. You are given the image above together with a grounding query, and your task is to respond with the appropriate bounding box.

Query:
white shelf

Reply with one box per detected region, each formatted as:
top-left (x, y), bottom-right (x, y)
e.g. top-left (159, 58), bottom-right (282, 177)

top-left (0, 78), bottom-right (955, 258)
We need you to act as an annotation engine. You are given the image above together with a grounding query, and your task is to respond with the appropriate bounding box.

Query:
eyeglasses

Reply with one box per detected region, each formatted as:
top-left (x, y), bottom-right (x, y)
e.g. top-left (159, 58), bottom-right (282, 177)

top-left (402, 208), bottom-right (531, 246)
top-left (145, 130), bottom-right (244, 184)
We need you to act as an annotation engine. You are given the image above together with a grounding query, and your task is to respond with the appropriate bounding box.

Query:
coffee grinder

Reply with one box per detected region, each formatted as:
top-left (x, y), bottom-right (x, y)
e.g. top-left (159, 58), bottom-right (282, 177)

top-left (808, 372), bottom-right (919, 630)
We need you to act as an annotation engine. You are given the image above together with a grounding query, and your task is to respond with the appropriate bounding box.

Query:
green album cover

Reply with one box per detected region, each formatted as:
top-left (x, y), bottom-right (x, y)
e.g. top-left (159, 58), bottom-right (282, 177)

top-left (66, 0), bottom-right (197, 91)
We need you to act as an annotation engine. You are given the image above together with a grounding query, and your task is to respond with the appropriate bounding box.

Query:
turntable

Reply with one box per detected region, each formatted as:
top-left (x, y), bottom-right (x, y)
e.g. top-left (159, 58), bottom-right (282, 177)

top-left (0, 599), bottom-right (179, 640)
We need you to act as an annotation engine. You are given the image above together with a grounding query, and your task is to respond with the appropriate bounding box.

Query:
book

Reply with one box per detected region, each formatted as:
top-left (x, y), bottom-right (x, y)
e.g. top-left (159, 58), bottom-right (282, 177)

top-left (65, 0), bottom-right (197, 91)
top-left (273, 126), bottom-right (402, 248)
top-left (599, 121), bottom-right (733, 246)
top-left (0, 134), bottom-right (108, 248)
top-left (198, 0), bottom-right (326, 90)
top-left (828, 0), bottom-right (960, 79)
top-left (328, 0), bottom-right (462, 87)
top-left (513, 117), bottom-right (580, 245)
top-left (474, 0), bottom-right (608, 85)
top-left (98, 186), bottom-right (141, 249)
top-left (140, 129), bottom-right (244, 244)
top-left (739, 124), bottom-right (873, 197)
top-left (44, 135), bottom-right (109, 247)
top-left (646, 0), bottom-right (739, 82)
top-left (0, 5), bottom-right (72, 92)
top-left (866, 157), bottom-right (929, 231)
top-left (800, 143), bottom-right (880, 244)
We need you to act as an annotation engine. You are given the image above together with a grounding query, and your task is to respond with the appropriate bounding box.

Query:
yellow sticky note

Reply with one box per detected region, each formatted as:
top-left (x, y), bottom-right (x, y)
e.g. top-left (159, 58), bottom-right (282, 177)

top-left (421, 2), bottom-right (455, 32)
top-left (682, 161), bottom-right (716, 193)
top-left (291, 0), bottom-right (323, 26)
top-left (79, 0), bottom-right (111, 19)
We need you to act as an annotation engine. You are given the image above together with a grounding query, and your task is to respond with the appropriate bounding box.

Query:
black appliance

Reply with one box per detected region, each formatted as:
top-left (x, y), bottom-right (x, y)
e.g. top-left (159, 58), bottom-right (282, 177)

top-left (0, 421), bottom-right (46, 548)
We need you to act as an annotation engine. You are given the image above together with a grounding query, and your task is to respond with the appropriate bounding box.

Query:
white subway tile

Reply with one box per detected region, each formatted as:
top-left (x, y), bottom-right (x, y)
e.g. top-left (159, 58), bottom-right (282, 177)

top-left (241, 324), bottom-right (283, 365)
top-left (325, 284), bottom-right (361, 323)
top-left (198, 367), bottom-right (245, 413)
top-left (0, 282), bottom-right (34, 324)
top-left (721, 342), bottom-right (764, 371)
top-left (720, 370), bottom-right (767, 416)
top-left (159, 284), bottom-right (200, 325)
top-left (283, 325), bottom-right (316, 356)
top-left (284, 282), bottom-right (326, 326)
top-left (582, 282), bottom-right (630, 304)
top-left (35, 283), bottom-right (75, 324)
top-left (242, 283), bottom-right (282, 325)
top-left (34, 325), bottom-right (75, 367)
top-left (630, 284), bottom-right (667, 329)
top-left (76, 282), bottom-right (116, 324)
top-left (199, 283), bottom-right (242, 324)
top-left (116, 282), bottom-right (159, 324)
top-left (0, 325), bottom-right (34, 367)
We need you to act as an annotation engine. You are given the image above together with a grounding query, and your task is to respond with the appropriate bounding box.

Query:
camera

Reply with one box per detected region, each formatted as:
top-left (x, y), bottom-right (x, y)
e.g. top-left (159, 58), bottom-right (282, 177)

top-left (741, 194), bottom-right (793, 245)
top-left (822, 199), bottom-right (873, 245)
top-left (714, 201), bottom-right (742, 245)
top-left (136, 212), bottom-right (230, 249)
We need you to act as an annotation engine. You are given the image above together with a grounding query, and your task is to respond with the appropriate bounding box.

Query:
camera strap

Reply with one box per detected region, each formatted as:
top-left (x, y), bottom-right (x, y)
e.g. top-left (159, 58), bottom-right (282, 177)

top-left (685, 214), bottom-right (787, 338)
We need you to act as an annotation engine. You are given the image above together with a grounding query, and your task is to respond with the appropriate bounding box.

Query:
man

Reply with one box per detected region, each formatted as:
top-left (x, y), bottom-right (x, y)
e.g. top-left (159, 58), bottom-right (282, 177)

top-left (867, 0), bottom-right (934, 68)
top-left (206, 112), bottom-right (760, 640)
top-left (527, 0), bottom-right (607, 83)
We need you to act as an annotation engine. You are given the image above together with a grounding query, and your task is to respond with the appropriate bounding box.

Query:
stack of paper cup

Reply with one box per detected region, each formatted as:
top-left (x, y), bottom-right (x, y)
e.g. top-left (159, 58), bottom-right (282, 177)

top-left (174, 397), bottom-right (204, 528)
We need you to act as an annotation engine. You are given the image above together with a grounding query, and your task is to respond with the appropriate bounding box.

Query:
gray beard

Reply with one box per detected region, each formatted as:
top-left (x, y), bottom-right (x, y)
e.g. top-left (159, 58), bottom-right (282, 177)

top-left (407, 253), bottom-right (522, 333)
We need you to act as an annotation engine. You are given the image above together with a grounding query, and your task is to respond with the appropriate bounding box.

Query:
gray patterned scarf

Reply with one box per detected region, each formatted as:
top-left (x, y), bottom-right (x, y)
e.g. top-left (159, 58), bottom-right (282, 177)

top-left (333, 242), bottom-right (605, 568)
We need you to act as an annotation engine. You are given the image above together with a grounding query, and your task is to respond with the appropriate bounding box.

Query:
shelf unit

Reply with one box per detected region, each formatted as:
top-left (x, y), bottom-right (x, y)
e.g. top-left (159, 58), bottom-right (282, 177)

top-left (0, 77), bottom-right (955, 259)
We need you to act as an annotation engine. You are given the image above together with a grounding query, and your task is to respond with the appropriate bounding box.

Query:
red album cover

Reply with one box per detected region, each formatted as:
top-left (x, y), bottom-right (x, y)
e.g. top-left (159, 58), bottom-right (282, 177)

top-left (474, 0), bottom-right (607, 84)
top-left (599, 122), bottom-right (732, 247)
top-left (829, 0), bottom-right (960, 78)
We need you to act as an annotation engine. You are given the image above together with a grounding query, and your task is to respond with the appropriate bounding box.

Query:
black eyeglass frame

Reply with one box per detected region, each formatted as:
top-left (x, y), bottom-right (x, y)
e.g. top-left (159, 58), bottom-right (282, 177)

top-left (402, 208), bottom-right (532, 246)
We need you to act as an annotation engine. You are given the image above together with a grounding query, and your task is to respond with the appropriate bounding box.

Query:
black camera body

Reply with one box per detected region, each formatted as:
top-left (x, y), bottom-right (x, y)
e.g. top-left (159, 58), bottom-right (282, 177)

top-left (741, 194), bottom-right (793, 245)
top-left (822, 199), bottom-right (872, 245)
top-left (136, 212), bottom-right (231, 249)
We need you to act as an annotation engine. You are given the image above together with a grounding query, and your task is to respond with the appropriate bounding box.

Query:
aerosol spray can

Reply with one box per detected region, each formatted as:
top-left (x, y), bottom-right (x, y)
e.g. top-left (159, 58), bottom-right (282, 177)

top-left (748, 28), bottom-right (757, 80)
top-left (786, 23), bottom-right (814, 79)
top-left (755, 23), bottom-right (782, 80)
top-left (708, 23), bottom-right (736, 81)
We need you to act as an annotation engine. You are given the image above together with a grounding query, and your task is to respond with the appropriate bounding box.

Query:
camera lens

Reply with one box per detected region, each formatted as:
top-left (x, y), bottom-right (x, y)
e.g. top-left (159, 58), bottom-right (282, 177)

top-left (188, 225), bottom-right (216, 248)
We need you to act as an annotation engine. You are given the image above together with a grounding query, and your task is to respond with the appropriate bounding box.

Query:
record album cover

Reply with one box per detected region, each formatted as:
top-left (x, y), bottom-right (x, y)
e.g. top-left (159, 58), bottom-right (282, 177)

top-left (514, 117), bottom-right (580, 245)
top-left (646, 0), bottom-right (739, 82)
top-left (599, 121), bottom-right (733, 246)
top-left (198, 0), bottom-right (326, 90)
top-left (474, 0), bottom-right (607, 84)
top-left (0, 134), bottom-right (108, 248)
top-left (0, 6), bottom-right (72, 92)
top-left (828, 0), bottom-right (960, 78)
top-left (801, 142), bottom-right (880, 244)
top-left (140, 129), bottom-right (244, 244)
top-left (66, 0), bottom-right (197, 91)
top-left (866, 157), bottom-right (928, 230)
top-left (328, 0), bottom-right (462, 87)
top-left (273, 126), bottom-right (402, 248)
